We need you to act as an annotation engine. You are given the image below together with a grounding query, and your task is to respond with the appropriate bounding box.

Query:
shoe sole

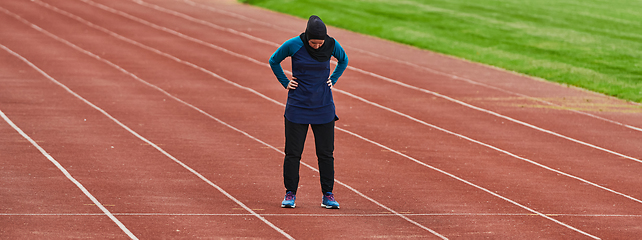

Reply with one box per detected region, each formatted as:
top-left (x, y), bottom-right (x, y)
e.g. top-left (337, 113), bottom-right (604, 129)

top-left (281, 204), bottom-right (295, 208)
top-left (321, 203), bottom-right (339, 209)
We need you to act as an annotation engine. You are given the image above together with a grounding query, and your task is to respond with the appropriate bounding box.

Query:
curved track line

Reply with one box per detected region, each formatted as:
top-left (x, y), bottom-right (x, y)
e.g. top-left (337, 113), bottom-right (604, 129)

top-left (118, 0), bottom-right (642, 165)
top-left (0, 18), bottom-right (294, 240)
top-left (0, 45), bottom-right (138, 240)
top-left (177, 0), bottom-right (642, 133)
top-left (17, 3), bottom-right (606, 238)
top-left (59, 0), bottom-right (642, 205)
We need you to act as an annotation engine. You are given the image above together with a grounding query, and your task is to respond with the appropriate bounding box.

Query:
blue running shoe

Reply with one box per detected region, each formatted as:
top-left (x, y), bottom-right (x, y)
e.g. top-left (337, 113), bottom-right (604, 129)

top-left (281, 191), bottom-right (296, 208)
top-left (321, 192), bottom-right (340, 209)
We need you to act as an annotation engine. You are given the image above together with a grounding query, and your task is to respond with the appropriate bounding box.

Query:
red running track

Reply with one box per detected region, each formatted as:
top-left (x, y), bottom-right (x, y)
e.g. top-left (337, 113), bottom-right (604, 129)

top-left (1, 0), bottom-right (641, 239)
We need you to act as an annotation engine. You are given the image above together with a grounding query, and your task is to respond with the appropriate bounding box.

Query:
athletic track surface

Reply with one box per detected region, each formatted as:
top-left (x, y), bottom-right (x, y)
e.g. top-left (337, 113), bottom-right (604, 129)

top-left (1, 0), bottom-right (641, 239)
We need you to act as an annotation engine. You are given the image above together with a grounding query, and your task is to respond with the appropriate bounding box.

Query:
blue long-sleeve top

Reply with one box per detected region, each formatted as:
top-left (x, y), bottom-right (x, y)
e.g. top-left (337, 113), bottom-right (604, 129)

top-left (269, 36), bottom-right (348, 124)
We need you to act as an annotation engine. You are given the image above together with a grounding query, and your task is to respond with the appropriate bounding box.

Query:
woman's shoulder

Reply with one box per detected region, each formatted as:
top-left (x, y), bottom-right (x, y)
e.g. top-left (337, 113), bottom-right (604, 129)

top-left (274, 36), bottom-right (304, 56)
top-left (283, 36), bottom-right (304, 47)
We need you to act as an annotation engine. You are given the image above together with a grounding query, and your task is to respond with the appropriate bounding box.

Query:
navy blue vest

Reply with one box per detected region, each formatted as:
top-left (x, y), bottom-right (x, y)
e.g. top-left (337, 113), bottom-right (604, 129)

top-left (285, 47), bottom-right (336, 124)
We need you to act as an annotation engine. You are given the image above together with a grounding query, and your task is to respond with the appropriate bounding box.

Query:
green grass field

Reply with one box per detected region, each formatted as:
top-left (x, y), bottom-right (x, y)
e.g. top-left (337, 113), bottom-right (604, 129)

top-left (241, 0), bottom-right (642, 103)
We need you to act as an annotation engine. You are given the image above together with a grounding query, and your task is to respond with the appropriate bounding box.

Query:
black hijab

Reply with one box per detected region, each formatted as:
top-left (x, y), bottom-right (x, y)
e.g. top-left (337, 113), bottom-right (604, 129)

top-left (299, 15), bottom-right (335, 62)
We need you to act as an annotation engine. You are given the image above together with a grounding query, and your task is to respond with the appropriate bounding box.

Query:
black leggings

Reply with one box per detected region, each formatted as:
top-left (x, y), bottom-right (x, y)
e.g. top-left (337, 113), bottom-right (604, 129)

top-left (283, 118), bottom-right (335, 194)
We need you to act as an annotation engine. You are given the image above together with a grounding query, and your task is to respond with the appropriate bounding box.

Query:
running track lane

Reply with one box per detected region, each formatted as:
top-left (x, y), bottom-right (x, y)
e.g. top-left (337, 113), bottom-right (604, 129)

top-left (0, 45), bottom-right (296, 238)
top-left (0, 2), bottom-right (532, 240)
top-left (3, 0), bottom-right (640, 239)
top-left (15, 1), bottom-right (616, 240)
top-left (2, 0), bottom-right (636, 238)
top-left (69, 0), bottom-right (640, 236)
top-left (0, 4), bottom-right (448, 239)
top-left (69, 0), bottom-right (642, 217)
top-left (6, 0), bottom-right (640, 238)
top-left (0, 1), bottom-right (592, 238)
top-left (0, 70), bottom-right (133, 238)
top-left (102, 1), bottom-right (642, 210)
top-left (74, 0), bottom-right (642, 191)
top-left (0, 11), bottom-right (564, 238)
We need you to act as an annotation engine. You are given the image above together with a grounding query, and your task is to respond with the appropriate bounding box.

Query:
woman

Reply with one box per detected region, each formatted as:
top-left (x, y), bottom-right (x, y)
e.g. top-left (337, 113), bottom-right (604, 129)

top-left (269, 15), bottom-right (348, 209)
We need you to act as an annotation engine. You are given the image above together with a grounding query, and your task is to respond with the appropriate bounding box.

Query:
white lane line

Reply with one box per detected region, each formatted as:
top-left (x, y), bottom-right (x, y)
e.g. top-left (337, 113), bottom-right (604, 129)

top-left (133, 0), bottom-right (280, 48)
top-left (335, 89), bottom-right (642, 206)
top-left (343, 67), bottom-right (642, 165)
top-left (0, 13), bottom-right (293, 240)
top-left (178, 0), bottom-right (642, 133)
top-left (69, 0), bottom-right (642, 206)
top-left (345, 49), bottom-right (642, 132)
top-left (3, 213), bottom-right (641, 217)
top-left (0, 48), bottom-right (138, 240)
top-left (116, 0), bottom-right (642, 166)
top-left (14, 3), bottom-right (446, 239)
top-left (25, 3), bottom-right (601, 239)
top-left (336, 127), bottom-right (603, 240)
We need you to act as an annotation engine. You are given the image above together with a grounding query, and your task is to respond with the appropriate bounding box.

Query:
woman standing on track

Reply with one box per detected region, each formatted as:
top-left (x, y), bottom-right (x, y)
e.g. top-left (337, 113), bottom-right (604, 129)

top-left (269, 15), bottom-right (348, 209)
